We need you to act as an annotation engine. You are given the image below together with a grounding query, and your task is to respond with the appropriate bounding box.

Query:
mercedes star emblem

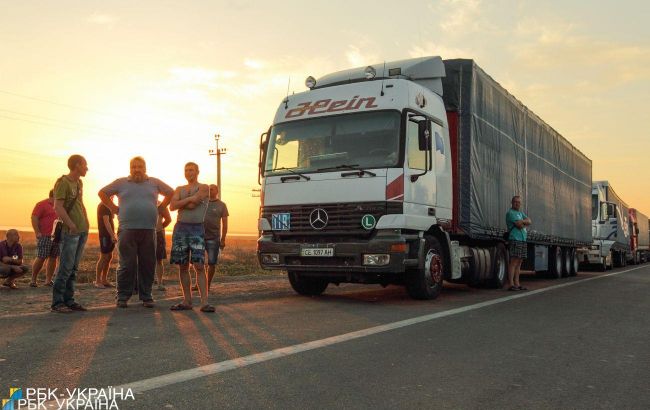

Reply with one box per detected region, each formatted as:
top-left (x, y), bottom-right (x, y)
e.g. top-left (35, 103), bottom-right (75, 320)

top-left (309, 208), bottom-right (328, 230)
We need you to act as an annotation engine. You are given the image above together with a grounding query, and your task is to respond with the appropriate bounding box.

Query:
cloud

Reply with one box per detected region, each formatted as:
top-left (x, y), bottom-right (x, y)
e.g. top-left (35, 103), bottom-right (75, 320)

top-left (511, 18), bottom-right (650, 86)
top-left (429, 0), bottom-right (484, 34)
top-left (408, 42), bottom-right (472, 60)
top-left (244, 59), bottom-right (265, 70)
top-left (88, 13), bottom-right (117, 25)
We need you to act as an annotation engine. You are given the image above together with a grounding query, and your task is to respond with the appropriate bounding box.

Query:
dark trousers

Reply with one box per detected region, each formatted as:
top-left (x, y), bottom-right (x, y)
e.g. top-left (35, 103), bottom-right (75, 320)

top-left (116, 229), bottom-right (156, 302)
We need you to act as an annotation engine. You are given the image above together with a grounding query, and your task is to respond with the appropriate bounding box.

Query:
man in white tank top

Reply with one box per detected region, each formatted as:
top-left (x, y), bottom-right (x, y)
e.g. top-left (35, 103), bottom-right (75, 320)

top-left (169, 162), bottom-right (213, 312)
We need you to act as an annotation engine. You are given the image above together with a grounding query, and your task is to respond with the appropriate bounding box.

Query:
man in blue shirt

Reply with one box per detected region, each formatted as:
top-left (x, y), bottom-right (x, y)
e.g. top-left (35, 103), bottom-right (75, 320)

top-left (99, 156), bottom-right (173, 308)
top-left (506, 195), bottom-right (532, 291)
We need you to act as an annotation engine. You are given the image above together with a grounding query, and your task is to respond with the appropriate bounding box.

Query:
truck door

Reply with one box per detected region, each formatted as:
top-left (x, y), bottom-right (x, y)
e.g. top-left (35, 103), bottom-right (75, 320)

top-left (405, 117), bottom-right (436, 210)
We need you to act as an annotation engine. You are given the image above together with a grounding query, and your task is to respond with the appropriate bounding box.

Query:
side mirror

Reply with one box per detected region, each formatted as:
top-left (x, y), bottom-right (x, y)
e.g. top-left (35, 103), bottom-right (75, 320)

top-left (418, 121), bottom-right (431, 151)
top-left (599, 203), bottom-right (608, 223)
top-left (607, 204), bottom-right (616, 219)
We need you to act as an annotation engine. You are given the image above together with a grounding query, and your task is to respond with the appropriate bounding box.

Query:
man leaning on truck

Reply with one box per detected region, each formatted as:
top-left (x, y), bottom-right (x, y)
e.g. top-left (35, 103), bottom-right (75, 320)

top-left (506, 196), bottom-right (532, 291)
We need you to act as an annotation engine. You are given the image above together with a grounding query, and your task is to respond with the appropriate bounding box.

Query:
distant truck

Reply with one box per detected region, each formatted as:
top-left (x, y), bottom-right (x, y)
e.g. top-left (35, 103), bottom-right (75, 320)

top-left (257, 57), bottom-right (592, 300)
top-left (578, 181), bottom-right (630, 270)
top-left (628, 208), bottom-right (649, 264)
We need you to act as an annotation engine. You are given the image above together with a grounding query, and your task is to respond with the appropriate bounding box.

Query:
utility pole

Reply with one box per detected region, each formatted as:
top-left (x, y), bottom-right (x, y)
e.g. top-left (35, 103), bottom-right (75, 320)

top-left (208, 134), bottom-right (227, 198)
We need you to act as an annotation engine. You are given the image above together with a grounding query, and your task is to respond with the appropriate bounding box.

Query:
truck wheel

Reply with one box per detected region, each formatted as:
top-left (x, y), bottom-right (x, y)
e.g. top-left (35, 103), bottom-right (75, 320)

top-left (607, 252), bottom-right (614, 270)
top-left (405, 236), bottom-right (444, 300)
top-left (569, 248), bottom-right (579, 276)
top-left (288, 271), bottom-right (328, 296)
top-left (562, 247), bottom-right (572, 277)
top-left (549, 246), bottom-right (562, 279)
top-left (598, 257), bottom-right (607, 272)
top-left (488, 244), bottom-right (508, 289)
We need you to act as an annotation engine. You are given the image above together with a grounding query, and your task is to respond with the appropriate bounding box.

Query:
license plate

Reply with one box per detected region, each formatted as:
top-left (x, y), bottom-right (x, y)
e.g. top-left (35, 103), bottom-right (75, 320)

top-left (300, 247), bottom-right (334, 257)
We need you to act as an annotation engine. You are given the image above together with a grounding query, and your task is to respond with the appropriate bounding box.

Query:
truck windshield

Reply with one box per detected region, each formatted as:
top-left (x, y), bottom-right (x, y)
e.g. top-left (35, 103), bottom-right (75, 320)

top-left (265, 111), bottom-right (400, 175)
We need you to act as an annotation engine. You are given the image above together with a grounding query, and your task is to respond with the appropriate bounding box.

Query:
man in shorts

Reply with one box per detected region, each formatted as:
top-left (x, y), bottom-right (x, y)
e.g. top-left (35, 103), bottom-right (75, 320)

top-left (0, 229), bottom-right (29, 289)
top-left (95, 203), bottom-right (116, 288)
top-left (155, 204), bottom-right (172, 291)
top-left (169, 162), bottom-right (213, 312)
top-left (203, 184), bottom-right (228, 290)
top-left (30, 190), bottom-right (59, 287)
top-left (506, 195), bottom-right (532, 291)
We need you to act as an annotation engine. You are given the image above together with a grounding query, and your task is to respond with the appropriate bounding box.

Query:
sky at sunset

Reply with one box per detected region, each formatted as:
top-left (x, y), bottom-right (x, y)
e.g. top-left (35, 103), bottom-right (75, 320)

top-left (1, 0), bottom-right (649, 234)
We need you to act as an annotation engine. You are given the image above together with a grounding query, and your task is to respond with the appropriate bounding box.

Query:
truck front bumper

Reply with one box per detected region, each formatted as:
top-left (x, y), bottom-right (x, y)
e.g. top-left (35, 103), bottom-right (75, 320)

top-left (578, 249), bottom-right (604, 264)
top-left (257, 233), bottom-right (414, 276)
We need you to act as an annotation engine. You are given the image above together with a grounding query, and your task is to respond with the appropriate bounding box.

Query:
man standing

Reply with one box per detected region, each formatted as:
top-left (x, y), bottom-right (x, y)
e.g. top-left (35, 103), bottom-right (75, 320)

top-left (51, 154), bottom-right (89, 312)
top-left (30, 190), bottom-right (59, 287)
top-left (506, 195), bottom-right (532, 291)
top-left (169, 162), bottom-right (213, 312)
top-left (0, 229), bottom-right (29, 289)
top-left (99, 156), bottom-right (173, 308)
top-left (203, 184), bottom-right (228, 290)
top-left (94, 203), bottom-right (116, 288)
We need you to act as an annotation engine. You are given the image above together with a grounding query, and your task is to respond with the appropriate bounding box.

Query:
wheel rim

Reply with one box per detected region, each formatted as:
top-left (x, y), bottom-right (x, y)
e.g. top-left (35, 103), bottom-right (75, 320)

top-left (556, 249), bottom-right (562, 273)
top-left (496, 251), bottom-right (506, 281)
top-left (573, 253), bottom-right (579, 273)
top-left (426, 251), bottom-right (443, 287)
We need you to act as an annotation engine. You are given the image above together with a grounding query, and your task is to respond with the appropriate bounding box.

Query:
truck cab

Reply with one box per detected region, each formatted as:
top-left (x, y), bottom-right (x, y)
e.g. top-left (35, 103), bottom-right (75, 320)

top-left (580, 181), bottom-right (630, 270)
top-left (257, 57), bottom-right (453, 299)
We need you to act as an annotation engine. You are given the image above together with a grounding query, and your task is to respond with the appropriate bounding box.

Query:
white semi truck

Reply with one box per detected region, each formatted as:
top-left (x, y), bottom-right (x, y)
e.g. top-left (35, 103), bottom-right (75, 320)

top-left (578, 181), bottom-right (630, 270)
top-left (257, 57), bottom-right (592, 299)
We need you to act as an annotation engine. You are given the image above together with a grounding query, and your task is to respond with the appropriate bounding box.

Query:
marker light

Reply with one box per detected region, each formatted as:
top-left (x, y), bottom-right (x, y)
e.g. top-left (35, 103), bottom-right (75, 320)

top-left (305, 76), bottom-right (317, 89)
top-left (364, 66), bottom-right (377, 79)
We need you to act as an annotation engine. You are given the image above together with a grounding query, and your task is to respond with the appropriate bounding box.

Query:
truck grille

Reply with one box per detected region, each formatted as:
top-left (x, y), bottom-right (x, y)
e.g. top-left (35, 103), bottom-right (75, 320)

top-left (261, 201), bottom-right (402, 237)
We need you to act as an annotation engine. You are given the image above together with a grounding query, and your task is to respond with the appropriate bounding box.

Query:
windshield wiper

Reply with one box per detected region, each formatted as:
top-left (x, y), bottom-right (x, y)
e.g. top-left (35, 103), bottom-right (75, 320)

top-left (265, 167), bottom-right (311, 182)
top-left (317, 164), bottom-right (376, 177)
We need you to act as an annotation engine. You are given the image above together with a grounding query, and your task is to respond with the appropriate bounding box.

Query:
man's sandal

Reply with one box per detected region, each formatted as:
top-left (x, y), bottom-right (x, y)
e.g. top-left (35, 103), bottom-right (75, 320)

top-left (170, 303), bottom-right (193, 311)
top-left (200, 305), bottom-right (216, 313)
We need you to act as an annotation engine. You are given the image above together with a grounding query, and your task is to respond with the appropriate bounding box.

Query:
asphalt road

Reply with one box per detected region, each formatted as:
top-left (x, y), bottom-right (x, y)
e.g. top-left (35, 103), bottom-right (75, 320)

top-left (1, 266), bottom-right (648, 409)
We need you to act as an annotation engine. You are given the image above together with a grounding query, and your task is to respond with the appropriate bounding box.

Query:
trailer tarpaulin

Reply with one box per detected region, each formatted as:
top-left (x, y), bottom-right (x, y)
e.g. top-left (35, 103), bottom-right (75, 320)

top-left (442, 59), bottom-right (592, 245)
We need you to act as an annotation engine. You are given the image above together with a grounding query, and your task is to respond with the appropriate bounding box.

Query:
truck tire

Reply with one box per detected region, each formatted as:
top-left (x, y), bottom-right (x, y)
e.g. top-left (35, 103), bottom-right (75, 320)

top-left (405, 236), bottom-right (444, 300)
top-left (598, 256), bottom-right (607, 272)
top-left (569, 248), bottom-right (579, 276)
top-left (607, 251), bottom-right (614, 270)
top-left (288, 271), bottom-right (328, 296)
top-left (488, 243), bottom-right (508, 289)
top-left (549, 246), bottom-right (562, 279)
top-left (562, 247), bottom-right (572, 277)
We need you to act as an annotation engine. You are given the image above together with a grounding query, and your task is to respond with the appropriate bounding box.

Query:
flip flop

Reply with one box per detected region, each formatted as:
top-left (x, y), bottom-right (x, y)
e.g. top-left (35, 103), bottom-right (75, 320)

top-left (507, 286), bottom-right (519, 291)
top-left (2, 282), bottom-right (18, 290)
top-left (200, 304), bottom-right (216, 313)
top-left (29, 282), bottom-right (38, 287)
top-left (170, 303), bottom-right (193, 311)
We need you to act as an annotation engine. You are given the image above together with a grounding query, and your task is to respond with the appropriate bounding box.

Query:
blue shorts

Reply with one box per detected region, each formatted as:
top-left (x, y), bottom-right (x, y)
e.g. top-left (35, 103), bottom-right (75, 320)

top-left (205, 239), bottom-right (220, 265)
top-left (170, 223), bottom-right (205, 265)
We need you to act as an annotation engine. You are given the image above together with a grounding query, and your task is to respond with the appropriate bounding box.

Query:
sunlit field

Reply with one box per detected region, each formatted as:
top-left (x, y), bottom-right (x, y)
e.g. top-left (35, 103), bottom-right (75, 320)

top-left (1, 230), bottom-right (276, 284)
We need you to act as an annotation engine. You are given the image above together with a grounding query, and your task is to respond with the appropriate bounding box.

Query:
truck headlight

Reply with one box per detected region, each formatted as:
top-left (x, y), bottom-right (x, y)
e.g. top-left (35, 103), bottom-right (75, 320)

top-left (590, 245), bottom-right (599, 250)
top-left (261, 254), bottom-right (280, 264)
top-left (363, 254), bottom-right (390, 266)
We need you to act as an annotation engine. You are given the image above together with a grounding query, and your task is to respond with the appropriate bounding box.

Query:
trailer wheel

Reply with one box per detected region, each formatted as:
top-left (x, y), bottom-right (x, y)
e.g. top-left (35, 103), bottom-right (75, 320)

top-left (488, 243), bottom-right (508, 289)
top-left (405, 236), bottom-right (444, 300)
top-left (569, 248), bottom-right (579, 276)
top-left (288, 271), bottom-right (329, 296)
top-left (549, 246), bottom-right (563, 279)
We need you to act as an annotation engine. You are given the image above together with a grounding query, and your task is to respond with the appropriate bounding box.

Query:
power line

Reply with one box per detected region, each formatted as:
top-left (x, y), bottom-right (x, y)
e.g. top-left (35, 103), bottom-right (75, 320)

top-left (0, 89), bottom-right (127, 119)
top-left (0, 108), bottom-right (119, 134)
